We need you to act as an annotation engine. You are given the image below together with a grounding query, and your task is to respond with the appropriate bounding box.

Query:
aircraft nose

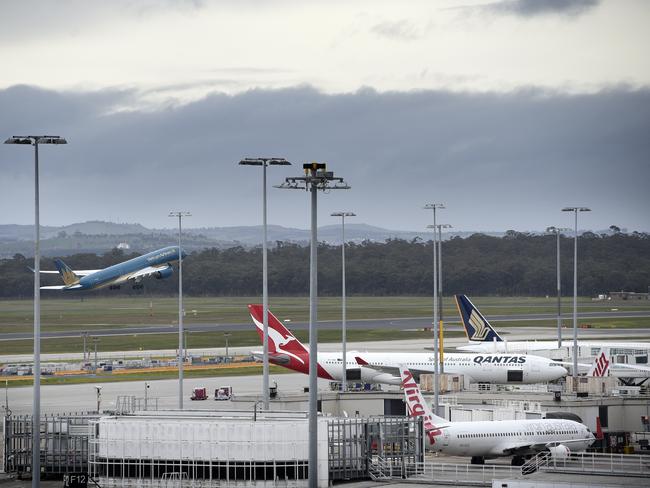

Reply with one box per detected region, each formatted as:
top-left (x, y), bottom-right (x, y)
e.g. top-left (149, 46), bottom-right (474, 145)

top-left (558, 366), bottom-right (569, 378)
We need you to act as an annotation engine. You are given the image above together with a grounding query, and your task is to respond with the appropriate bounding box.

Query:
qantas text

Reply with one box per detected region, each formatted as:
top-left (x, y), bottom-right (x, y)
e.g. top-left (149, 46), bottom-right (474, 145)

top-left (473, 355), bottom-right (526, 364)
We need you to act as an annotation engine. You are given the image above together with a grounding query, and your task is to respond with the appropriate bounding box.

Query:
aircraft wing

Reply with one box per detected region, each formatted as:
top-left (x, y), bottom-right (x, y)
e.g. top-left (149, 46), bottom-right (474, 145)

top-left (354, 356), bottom-right (431, 377)
top-left (41, 285), bottom-right (83, 290)
top-left (126, 265), bottom-right (170, 281)
top-left (502, 438), bottom-right (590, 456)
top-left (610, 363), bottom-right (650, 373)
top-left (554, 360), bottom-right (592, 369)
top-left (29, 267), bottom-right (100, 276)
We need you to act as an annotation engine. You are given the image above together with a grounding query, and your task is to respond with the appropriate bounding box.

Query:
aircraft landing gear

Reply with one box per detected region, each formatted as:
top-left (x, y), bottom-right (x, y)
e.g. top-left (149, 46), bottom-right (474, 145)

top-left (511, 456), bottom-right (525, 466)
top-left (470, 456), bottom-right (485, 465)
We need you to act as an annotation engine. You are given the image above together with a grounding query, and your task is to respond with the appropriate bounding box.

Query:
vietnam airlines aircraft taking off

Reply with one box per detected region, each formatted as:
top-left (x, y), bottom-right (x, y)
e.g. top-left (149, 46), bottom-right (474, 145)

top-left (399, 365), bottom-right (595, 465)
top-left (248, 305), bottom-right (568, 386)
top-left (37, 246), bottom-right (186, 291)
top-left (454, 294), bottom-right (650, 353)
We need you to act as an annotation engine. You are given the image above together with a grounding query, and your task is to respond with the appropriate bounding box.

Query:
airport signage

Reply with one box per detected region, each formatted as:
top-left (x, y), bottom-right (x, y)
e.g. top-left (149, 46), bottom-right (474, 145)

top-left (62, 472), bottom-right (88, 488)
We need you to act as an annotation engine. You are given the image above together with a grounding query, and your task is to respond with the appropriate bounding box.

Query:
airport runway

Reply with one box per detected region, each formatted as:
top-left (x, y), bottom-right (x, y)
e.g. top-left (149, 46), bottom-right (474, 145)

top-left (1, 309), bottom-right (649, 341)
top-left (2, 326), bottom-right (650, 363)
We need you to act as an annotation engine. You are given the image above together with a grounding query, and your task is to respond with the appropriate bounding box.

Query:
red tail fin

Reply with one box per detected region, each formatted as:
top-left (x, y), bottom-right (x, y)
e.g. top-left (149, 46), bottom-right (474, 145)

top-left (247, 304), bottom-right (308, 356)
top-left (596, 416), bottom-right (604, 440)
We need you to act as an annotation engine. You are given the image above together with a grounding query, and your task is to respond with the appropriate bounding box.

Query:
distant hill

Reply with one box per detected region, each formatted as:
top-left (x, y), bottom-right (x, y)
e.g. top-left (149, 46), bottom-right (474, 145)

top-left (0, 220), bottom-right (501, 258)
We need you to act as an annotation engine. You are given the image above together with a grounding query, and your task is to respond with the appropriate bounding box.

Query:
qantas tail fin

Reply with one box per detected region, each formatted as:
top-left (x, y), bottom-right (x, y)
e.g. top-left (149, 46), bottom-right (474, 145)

top-left (399, 365), bottom-right (450, 432)
top-left (53, 258), bottom-right (80, 286)
top-left (454, 295), bottom-right (503, 342)
top-left (589, 348), bottom-right (611, 377)
top-left (247, 304), bottom-right (309, 356)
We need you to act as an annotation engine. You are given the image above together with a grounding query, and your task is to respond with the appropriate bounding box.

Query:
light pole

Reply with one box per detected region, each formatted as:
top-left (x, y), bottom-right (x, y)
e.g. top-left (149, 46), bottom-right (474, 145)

top-left (424, 203), bottom-right (444, 414)
top-left (239, 157), bottom-right (291, 410)
top-left (224, 332), bottom-right (231, 358)
top-left (94, 386), bottom-right (102, 413)
top-left (547, 226), bottom-right (571, 350)
top-left (428, 223), bottom-right (451, 372)
top-left (6, 133), bottom-right (67, 488)
top-left (331, 211), bottom-right (356, 392)
top-left (169, 211), bottom-right (190, 409)
top-left (144, 382), bottom-right (150, 410)
top-left (92, 337), bottom-right (99, 375)
top-left (276, 162), bottom-right (350, 488)
top-left (562, 207), bottom-right (591, 379)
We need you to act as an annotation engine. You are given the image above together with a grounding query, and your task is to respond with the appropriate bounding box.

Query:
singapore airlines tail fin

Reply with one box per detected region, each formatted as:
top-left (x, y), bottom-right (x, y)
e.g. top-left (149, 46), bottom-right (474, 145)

top-left (455, 295), bottom-right (503, 342)
top-left (248, 304), bottom-right (309, 356)
top-left (54, 258), bottom-right (81, 286)
top-left (589, 348), bottom-right (611, 377)
top-left (399, 365), bottom-right (450, 429)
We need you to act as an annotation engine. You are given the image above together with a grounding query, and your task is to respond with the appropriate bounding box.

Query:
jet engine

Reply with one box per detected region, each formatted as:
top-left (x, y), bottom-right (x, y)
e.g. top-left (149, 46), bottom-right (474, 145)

top-left (155, 266), bottom-right (174, 279)
top-left (547, 445), bottom-right (570, 459)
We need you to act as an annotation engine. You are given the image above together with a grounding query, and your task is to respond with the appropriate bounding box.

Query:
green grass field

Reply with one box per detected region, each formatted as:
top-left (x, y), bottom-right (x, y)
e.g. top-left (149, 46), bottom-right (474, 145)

top-left (2, 295), bottom-right (648, 334)
top-left (1, 295), bottom-right (649, 356)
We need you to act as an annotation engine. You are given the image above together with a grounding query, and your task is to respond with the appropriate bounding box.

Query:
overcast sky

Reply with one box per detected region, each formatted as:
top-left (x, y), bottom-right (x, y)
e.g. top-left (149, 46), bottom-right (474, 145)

top-left (1, 0), bottom-right (649, 232)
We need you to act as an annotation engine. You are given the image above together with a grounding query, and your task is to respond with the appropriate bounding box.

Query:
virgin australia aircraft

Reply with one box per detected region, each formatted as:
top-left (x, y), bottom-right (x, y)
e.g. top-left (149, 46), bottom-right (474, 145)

top-left (37, 246), bottom-right (185, 291)
top-left (400, 365), bottom-right (594, 465)
top-left (248, 305), bottom-right (568, 386)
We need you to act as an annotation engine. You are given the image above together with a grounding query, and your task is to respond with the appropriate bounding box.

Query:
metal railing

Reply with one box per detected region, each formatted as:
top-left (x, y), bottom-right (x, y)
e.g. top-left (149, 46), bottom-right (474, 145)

top-left (541, 451), bottom-right (650, 476)
top-left (369, 457), bottom-right (521, 485)
top-left (521, 452), bottom-right (550, 475)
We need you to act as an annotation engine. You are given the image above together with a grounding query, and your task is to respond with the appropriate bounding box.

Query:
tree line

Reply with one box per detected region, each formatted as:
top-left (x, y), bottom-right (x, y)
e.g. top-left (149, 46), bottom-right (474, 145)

top-left (1, 231), bottom-right (648, 299)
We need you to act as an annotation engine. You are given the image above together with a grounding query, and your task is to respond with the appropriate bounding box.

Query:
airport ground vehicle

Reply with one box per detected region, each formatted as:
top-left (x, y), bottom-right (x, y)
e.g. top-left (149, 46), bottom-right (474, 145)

top-left (190, 387), bottom-right (208, 401)
top-left (214, 386), bottom-right (232, 400)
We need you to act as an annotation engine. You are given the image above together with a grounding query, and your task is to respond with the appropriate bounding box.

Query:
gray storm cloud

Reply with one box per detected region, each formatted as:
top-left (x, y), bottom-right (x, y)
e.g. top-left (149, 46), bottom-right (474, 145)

top-left (0, 84), bottom-right (648, 232)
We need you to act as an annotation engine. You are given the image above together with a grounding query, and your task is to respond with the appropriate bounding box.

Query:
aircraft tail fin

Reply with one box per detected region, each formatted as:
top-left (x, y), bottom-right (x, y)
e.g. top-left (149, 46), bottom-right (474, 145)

top-left (247, 304), bottom-right (309, 356)
top-left (454, 295), bottom-right (503, 342)
top-left (589, 348), bottom-right (611, 377)
top-left (53, 259), bottom-right (80, 286)
top-left (399, 365), bottom-right (450, 429)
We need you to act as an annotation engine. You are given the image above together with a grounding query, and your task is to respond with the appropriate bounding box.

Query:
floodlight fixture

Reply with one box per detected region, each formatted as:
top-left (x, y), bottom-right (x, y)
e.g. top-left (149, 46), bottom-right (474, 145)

top-left (562, 207), bottom-right (591, 213)
top-left (239, 157), bottom-right (291, 167)
top-left (4, 135), bottom-right (67, 145)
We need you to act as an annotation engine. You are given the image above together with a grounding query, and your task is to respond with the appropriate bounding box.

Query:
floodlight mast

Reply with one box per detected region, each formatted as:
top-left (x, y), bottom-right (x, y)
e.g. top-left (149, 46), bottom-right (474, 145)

top-left (4, 135), bottom-right (67, 488)
top-left (546, 226), bottom-right (571, 350)
top-left (331, 211), bottom-right (356, 392)
top-left (276, 163), bottom-right (350, 488)
top-left (561, 207), bottom-right (591, 383)
top-left (239, 157), bottom-right (291, 410)
top-left (423, 203), bottom-right (444, 415)
top-left (169, 211), bottom-right (191, 410)
top-left (428, 223), bottom-right (451, 372)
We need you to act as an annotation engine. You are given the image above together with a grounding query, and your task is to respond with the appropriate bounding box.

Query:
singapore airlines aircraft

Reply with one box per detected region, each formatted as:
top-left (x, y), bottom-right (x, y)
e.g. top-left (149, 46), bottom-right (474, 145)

top-left (37, 246), bottom-right (186, 291)
top-left (454, 294), bottom-right (650, 353)
top-left (248, 305), bottom-right (568, 386)
top-left (399, 365), bottom-right (595, 465)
